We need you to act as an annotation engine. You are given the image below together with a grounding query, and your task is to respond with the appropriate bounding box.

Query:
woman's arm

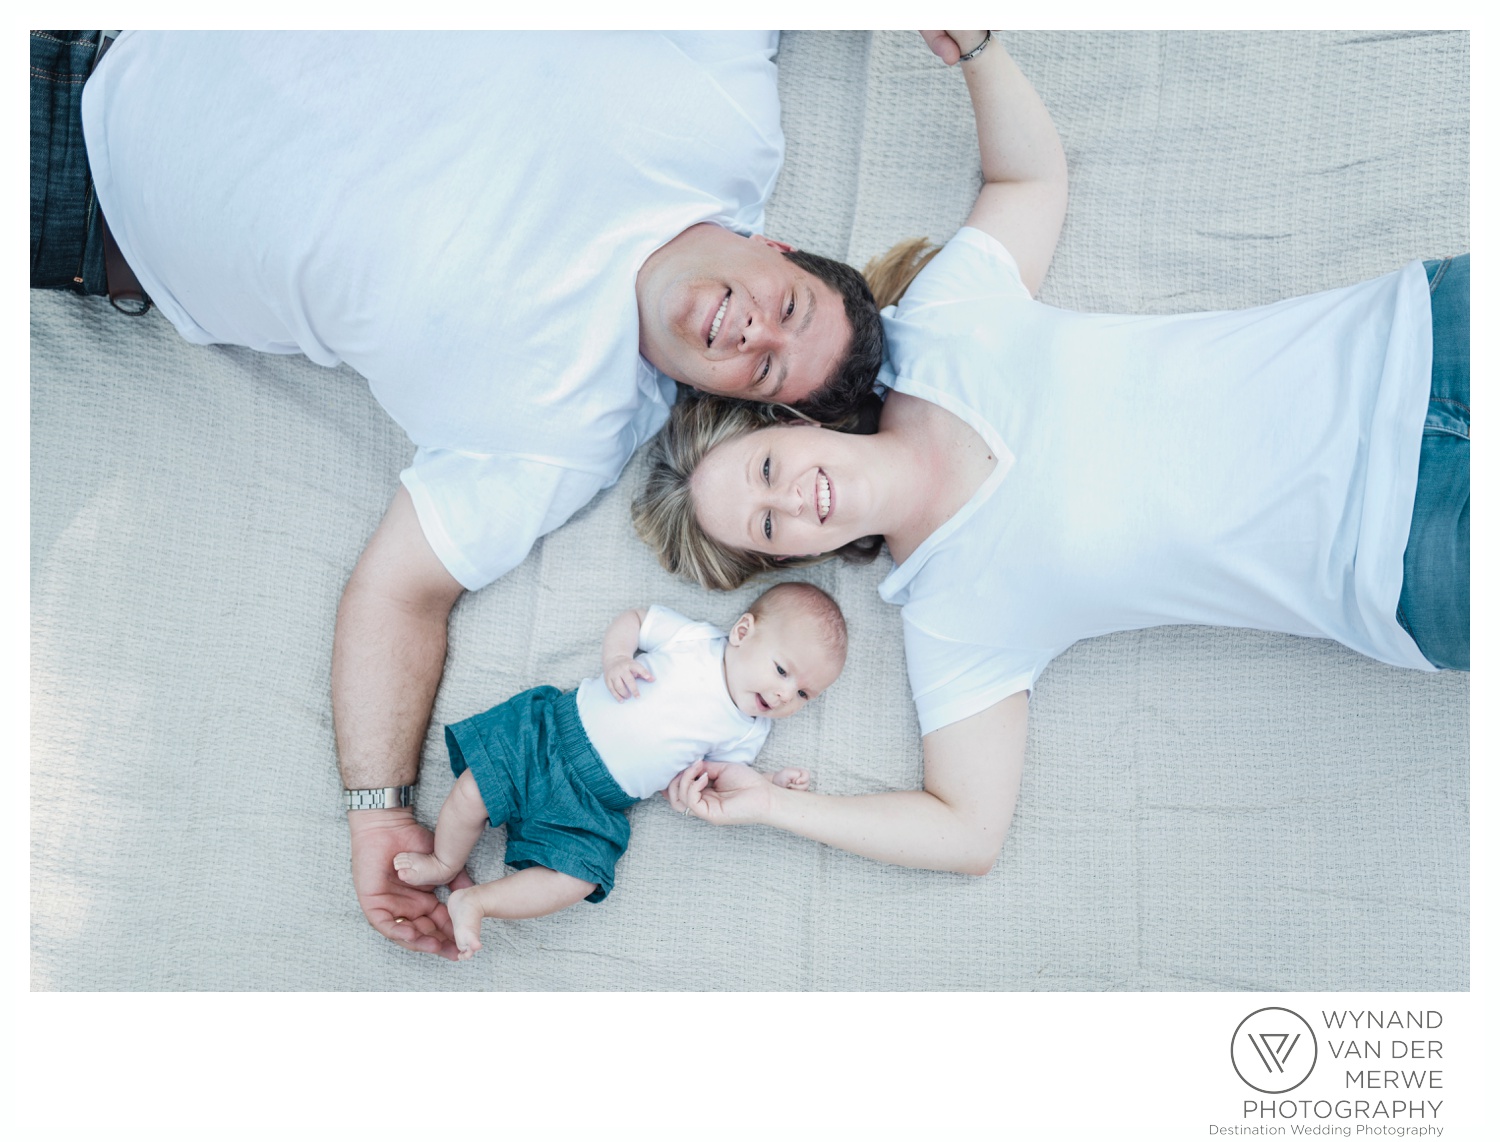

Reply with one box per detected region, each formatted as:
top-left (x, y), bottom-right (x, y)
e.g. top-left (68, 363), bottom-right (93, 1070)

top-left (667, 690), bottom-right (1029, 875)
top-left (924, 30), bottom-right (1068, 296)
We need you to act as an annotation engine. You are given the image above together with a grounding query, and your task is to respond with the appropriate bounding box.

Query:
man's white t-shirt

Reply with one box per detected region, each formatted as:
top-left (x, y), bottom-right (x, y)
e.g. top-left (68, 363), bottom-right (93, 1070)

top-left (574, 606), bottom-right (770, 800)
top-left (82, 31), bottom-right (785, 589)
top-left (878, 228), bottom-right (1434, 737)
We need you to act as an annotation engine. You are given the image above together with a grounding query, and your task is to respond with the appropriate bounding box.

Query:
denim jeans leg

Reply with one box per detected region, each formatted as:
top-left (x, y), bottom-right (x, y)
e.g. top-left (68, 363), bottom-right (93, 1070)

top-left (30, 30), bottom-right (108, 294)
top-left (1396, 255), bottom-right (1469, 670)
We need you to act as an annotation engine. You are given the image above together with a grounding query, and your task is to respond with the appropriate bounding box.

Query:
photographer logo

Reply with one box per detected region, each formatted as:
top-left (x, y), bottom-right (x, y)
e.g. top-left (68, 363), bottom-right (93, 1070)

top-left (1230, 1007), bottom-right (1318, 1094)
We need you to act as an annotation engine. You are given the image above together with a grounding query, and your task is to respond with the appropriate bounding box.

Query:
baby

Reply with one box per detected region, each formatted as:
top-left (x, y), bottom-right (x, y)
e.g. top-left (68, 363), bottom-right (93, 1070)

top-left (394, 581), bottom-right (847, 959)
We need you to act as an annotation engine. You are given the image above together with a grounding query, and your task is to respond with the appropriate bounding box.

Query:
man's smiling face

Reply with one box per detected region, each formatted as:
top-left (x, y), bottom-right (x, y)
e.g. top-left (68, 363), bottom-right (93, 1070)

top-left (636, 225), bottom-right (851, 404)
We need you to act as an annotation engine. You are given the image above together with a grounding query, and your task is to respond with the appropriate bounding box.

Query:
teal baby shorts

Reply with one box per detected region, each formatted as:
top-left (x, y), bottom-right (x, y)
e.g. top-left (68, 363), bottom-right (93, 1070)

top-left (445, 685), bottom-right (637, 903)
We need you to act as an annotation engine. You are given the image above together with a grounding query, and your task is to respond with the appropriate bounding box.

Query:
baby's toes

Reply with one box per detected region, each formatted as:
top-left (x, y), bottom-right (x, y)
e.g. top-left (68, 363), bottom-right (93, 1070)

top-left (393, 852), bottom-right (446, 885)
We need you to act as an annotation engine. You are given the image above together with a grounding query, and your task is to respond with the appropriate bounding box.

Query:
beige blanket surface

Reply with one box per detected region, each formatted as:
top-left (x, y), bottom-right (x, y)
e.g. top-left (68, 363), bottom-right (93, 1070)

top-left (31, 31), bottom-right (1468, 991)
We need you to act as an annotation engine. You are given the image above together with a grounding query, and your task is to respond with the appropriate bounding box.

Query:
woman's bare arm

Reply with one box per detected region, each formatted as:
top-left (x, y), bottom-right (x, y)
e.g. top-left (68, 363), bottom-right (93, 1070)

top-left (667, 690), bottom-right (1029, 874)
top-left (925, 30), bottom-right (1068, 296)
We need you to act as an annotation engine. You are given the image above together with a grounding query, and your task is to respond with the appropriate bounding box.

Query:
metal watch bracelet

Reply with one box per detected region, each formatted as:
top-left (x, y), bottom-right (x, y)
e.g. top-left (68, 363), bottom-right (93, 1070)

top-left (342, 785), bottom-right (415, 811)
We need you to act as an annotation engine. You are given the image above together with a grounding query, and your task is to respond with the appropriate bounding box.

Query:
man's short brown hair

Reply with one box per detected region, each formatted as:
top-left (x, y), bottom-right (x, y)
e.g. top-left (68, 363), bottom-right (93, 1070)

top-left (780, 249), bottom-right (884, 424)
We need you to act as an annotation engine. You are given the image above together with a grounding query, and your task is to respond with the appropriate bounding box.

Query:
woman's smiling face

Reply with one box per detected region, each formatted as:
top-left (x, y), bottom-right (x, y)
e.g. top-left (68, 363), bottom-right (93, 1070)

top-left (690, 423), bottom-right (873, 558)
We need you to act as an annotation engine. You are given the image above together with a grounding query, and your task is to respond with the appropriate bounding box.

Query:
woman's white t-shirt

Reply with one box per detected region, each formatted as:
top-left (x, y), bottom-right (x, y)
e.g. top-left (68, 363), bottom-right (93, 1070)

top-left (878, 228), bottom-right (1434, 737)
top-left (574, 606), bottom-right (770, 800)
top-left (82, 31), bottom-right (784, 589)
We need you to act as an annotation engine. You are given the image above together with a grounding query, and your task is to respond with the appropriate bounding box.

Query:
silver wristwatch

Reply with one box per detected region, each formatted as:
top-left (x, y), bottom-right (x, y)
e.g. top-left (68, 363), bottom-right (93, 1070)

top-left (342, 785), bottom-right (415, 811)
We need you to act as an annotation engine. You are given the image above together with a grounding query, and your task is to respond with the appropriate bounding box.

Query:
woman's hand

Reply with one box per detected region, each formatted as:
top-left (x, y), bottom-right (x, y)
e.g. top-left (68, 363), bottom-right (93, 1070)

top-left (664, 760), bottom-right (777, 825)
top-left (920, 31), bottom-right (989, 66)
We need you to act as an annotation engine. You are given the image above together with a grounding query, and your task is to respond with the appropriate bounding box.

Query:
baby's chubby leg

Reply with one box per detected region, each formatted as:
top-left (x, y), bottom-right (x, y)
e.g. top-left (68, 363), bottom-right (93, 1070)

top-left (394, 770), bottom-right (489, 887)
top-left (447, 868), bottom-right (597, 959)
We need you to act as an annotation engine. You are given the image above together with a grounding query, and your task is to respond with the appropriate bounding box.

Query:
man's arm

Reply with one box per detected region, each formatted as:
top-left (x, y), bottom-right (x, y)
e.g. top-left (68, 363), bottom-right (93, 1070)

top-left (333, 485), bottom-right (468, 958)
top-left (923, 30), bottom-right (1069, 297)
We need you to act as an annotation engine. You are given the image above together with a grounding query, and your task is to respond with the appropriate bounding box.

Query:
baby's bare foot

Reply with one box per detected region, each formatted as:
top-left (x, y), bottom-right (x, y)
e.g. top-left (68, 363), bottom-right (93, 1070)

top-left (447, 886), bottom-right (484, 960)
top-left (393, 851), bottom-right (458, 887)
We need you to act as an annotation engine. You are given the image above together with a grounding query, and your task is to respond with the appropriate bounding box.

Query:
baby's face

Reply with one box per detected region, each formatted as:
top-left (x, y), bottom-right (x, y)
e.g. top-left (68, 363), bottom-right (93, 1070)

top-left (722, 606), bottom-right (844, 719)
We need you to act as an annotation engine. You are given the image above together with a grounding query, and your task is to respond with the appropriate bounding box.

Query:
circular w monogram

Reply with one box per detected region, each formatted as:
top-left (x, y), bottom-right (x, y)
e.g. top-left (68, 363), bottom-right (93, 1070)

top-left (1230, 1007), bottom-right (1318, 1093)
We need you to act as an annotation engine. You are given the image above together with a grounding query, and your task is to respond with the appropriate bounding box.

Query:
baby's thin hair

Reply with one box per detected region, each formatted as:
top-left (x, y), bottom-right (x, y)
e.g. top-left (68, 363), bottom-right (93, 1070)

top-left (748, 582), bottom-right (848, 660)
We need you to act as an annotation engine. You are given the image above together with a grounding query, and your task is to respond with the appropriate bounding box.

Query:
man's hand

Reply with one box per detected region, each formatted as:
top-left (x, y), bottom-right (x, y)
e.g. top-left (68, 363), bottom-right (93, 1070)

top-left (603, 654), bottom-right (654, 701)
top-left (920, 31), bottom-right (988, 66)
top-left (347, 809), bottom-right (474, 961)
top-left (664, 760), bottom-right (779, 826)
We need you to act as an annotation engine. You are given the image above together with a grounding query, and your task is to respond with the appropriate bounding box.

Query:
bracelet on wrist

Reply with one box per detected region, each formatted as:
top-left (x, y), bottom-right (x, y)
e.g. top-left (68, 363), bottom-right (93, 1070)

top-left (958, 31), bottom-right (992, 64)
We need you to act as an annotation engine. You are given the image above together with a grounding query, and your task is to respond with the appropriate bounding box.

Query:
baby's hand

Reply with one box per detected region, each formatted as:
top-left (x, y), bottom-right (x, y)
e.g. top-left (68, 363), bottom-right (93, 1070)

top-left (770, 767), bottom-right (812, 792)
top-left (603, 654), bottom-right (653, 701)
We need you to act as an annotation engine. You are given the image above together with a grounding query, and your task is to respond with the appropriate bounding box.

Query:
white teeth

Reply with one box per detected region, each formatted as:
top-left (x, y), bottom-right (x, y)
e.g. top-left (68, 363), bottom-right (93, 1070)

top-left (817, 472), bottom-right (830, 520)
top-left (708, 295), bottom-right (729, 346)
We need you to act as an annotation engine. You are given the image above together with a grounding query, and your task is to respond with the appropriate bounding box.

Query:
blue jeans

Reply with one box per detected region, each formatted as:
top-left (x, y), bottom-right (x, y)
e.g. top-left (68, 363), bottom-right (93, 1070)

top-left (30, 30), bottom-right (109, 295)
top-left (1396, 254), bottom-right (1469, 670)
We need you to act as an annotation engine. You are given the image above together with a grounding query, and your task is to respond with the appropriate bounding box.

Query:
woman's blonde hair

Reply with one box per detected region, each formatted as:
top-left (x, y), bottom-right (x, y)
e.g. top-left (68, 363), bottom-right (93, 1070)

top-left (632, 395), bottom-right (883, 591)
top-left (862, 237), bottom-right (943, 310)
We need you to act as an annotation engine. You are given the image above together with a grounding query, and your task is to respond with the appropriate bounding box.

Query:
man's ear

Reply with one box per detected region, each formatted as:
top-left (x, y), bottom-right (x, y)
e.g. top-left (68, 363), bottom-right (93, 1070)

top-left (728, 612), bottom-right (755, 645)
top-left (752, 235), bottom-right (796, 255)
